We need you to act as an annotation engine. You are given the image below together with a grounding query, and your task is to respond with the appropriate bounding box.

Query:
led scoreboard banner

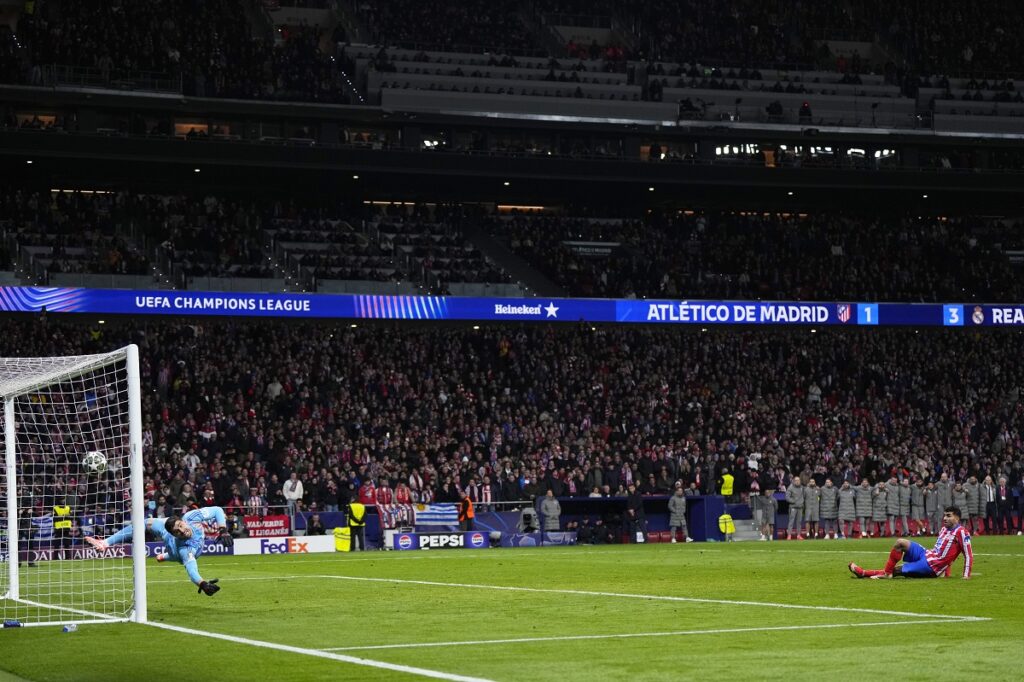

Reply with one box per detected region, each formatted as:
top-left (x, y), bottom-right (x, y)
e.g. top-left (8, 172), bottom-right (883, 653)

top-left (0, 287), bottom-right (1019, 327)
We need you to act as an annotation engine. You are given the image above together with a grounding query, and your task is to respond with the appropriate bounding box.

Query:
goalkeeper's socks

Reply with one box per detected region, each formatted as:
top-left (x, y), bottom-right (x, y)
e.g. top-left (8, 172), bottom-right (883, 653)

top-left (883, 548), bottom-right (902, 575)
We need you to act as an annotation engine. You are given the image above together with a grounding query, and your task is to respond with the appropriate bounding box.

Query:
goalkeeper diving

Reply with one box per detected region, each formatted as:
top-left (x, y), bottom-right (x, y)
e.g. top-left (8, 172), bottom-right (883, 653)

top-left (85, 506), bottom-right (232, 596)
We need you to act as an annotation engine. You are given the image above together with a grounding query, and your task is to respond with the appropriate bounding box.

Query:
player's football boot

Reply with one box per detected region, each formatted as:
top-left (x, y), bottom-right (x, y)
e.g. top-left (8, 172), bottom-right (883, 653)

top-left (848, 562), bottom-right (867, 578)
top-left (155, 553), bottom-right (168, 563)
top-left (84, 536), bottom-right (109, 551)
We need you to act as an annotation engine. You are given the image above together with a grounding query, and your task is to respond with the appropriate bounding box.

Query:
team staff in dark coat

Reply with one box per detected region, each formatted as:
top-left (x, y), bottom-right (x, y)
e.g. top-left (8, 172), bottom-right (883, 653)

top-left (854, 479), bottom-right (873, 538)
top-left (924, 481), bottom-right (939, 535)
top-left (935, 474), bottom-right (953, 533)
top-left (910, 480), bottom-right (927, 536)
top-left (625, 482), bottom-right (647, 542)
top-left (785, 477), bottom-right (806, 540)
top-left (995, 477), bottom-right (1015, 534)
top-left (837, 481), bottom-right (858, 539)
top-left (897, 478), bottom-right (912, 536)
top-left (818, 479), bottom-right (839, 539)
top-left (872, 482), bottom-right (890, 537)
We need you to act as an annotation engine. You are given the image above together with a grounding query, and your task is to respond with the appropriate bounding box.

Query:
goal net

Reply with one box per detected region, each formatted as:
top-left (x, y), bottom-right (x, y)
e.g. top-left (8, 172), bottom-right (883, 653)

top-left (1, 345), bottom-right (145, 627)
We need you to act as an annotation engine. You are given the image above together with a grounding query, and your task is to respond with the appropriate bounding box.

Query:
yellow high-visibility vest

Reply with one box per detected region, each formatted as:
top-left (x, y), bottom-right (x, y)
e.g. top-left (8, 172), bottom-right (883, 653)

top-left (720, 474), bottom-right (734, 496)
top-left (54, 505), bottom-right (72, 529)
top-left (348, 503), bottom-right (366, 527)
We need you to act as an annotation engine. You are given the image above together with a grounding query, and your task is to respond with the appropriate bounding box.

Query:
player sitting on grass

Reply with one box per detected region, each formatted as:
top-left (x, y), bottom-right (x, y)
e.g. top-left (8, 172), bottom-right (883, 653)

top-left (848, 505), bottom-right (973, 580)
top-left (86, 505), bottom-right (232, 596)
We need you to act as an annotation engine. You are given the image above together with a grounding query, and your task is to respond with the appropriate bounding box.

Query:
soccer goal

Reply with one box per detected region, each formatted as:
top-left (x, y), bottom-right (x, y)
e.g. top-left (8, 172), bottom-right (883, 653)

top-left (1, 344), bottom-right (146, 627)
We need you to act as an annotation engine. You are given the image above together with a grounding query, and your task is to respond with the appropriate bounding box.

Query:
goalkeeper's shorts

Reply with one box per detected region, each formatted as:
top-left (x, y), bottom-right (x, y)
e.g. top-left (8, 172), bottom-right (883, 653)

top-left (163, 542), bottom-right (201, 564)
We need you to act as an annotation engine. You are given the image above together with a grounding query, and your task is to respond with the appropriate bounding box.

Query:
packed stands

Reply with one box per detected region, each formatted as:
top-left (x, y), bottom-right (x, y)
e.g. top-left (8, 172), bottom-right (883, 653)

top-left (2, 0), bottom-right (351, 102)
top-left (0, 191), bottom-right (515, 294)
top-left (0, 190), bottom-right (153, 286)
top-left (876, 0), bottom-right (1024, 77)
top-left (6, 191), bottom-right (1023, 300)
top-left (493, 210), bottom-right (1024, 302)
top-left (5, 317), bottom-right (1023, 520)
top-left (354, 0), bottom-right (542, 55)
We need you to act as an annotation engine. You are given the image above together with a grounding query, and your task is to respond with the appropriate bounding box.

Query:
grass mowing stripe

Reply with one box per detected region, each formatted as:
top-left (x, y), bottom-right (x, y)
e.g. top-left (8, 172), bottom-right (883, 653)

top-left (725, 547), bottom-right (1024, 558)
top-left (322, 619), bottom-right (963, 651)
top-left (146, 621), bottom-right (496, 682)
top-left (313, 574), bottom-right (989, 622)
top-left (143, 573), bottom-right (990, 623)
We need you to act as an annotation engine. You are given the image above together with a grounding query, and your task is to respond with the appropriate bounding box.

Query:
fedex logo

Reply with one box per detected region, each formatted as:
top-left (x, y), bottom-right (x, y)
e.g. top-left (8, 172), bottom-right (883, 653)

top-left (259, 538), bottom-right (309, 554)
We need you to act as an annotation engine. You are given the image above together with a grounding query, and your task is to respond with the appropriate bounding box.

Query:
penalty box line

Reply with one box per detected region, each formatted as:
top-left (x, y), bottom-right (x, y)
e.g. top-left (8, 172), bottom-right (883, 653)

top-left (145, 621), bottom-right (495, 682)
top-left (322, 619), bottom-right (961, 652)
top-left (313, 574), bottom-right (990, 623)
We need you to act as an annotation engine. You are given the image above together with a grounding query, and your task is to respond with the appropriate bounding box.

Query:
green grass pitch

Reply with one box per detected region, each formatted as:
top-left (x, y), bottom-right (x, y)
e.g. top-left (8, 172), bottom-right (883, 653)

top-left (2, 537), bottom-right (1022, 681)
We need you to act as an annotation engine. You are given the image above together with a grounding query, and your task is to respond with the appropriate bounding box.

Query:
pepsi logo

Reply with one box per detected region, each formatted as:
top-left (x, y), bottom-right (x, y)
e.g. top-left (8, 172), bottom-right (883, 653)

top-left (469, 532), bottom-right (485, 547)
top-left (398, 534), bottom-right (413, 550)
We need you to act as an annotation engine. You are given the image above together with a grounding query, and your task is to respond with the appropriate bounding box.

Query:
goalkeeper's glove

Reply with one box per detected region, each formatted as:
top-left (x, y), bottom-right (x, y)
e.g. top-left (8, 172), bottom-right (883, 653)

top-left (218, 528), bottom-right (234, 547)
top-left (198, 579), bottom-right (220, 596)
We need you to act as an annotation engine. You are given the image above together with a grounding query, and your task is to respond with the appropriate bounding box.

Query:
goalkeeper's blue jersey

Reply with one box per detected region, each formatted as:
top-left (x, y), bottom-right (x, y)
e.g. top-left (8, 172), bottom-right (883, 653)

top-left (160, 506), bottom-right (226, 557)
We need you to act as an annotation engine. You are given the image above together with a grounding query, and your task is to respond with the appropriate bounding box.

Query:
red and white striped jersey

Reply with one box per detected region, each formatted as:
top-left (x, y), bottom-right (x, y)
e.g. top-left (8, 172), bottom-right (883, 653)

top-left (926, 525), bottom-right (973, 578)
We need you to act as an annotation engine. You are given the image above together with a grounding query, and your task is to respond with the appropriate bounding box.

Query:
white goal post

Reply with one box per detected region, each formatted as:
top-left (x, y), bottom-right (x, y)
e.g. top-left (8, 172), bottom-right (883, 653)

top-left (1, 344), bottom-right (146, 627)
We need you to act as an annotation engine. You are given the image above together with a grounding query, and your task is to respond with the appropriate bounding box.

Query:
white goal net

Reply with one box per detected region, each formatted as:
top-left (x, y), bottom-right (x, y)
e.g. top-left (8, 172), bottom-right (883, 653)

top-left (1, 345), bottom-right (145, 627)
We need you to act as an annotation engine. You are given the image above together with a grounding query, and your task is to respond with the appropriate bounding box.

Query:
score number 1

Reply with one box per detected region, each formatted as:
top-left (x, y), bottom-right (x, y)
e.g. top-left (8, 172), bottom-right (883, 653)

top-left (857, 304), bottom-right (878, 325)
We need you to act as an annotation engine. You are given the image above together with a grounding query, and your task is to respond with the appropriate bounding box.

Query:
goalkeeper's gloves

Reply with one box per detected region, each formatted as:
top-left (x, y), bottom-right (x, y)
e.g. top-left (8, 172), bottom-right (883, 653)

top-left (217, 528), bottom-right (234, 547)
top-left (198, 579), bottom-right (220, 596)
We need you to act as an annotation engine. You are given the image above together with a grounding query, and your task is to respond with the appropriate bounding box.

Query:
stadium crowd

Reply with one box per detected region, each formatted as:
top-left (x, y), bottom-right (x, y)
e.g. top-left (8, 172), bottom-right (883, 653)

top-left (1, 191), bottom-right (515, 290)
top-left (499, 211), bottom-right (1024, 302)
top-left (0, 189), bottom-right (152, 278)
top-left (3, 317), bottom-right (1023, 542)
top-left (2, 0), bottom-right (350, 102)
top-left (3, 0), bottom-right (1024, 110)
top-left (355, 0), bottom-right (539, 54)
top-left (7, 192), bottom-right (1024, 303)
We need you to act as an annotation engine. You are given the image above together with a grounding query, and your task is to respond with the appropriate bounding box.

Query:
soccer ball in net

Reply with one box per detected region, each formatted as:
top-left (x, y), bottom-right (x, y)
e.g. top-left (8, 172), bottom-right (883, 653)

top-left (82, 450), bottom-right (108, 474)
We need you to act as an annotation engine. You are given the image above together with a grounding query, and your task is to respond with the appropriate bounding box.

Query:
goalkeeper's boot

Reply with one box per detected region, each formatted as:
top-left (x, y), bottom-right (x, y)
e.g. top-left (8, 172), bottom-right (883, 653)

top-left (84, 536), bottom-right (110, 551)
top-left (155, 553), bottom-right (168, 563)
top-left (848, 562), bottom-right (867, 579)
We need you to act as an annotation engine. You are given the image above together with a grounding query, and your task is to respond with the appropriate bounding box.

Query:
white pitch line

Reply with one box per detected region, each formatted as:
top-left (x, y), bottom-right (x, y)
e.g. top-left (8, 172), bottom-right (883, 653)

top-left (322, 619), bottom-right (961, 652)
top-left (146, 621), bottom-right (494, 682)
top-left (201, 548), bottom-right (627, 568)
top-left (313, 574), bottom-right (988, 622)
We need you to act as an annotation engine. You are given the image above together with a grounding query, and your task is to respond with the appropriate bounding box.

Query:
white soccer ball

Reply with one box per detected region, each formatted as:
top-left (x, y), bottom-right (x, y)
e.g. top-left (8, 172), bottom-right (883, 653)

top-left (82, 450), bottom-right (108, 474)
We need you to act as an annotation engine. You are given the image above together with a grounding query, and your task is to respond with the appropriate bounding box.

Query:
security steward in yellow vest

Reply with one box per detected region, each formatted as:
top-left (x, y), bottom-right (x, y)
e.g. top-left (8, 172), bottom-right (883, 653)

top-left (718, 468), bottom-right (735, 502)
top-left (347, 502), bottom-right (366, 551)
top-left (53, 503), bottom-right (73, 550)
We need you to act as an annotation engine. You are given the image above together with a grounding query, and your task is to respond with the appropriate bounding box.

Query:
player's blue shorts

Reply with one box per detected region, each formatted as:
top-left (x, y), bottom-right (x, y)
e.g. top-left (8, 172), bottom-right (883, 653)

top-left (900, 541), bottom-right (936, 578)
